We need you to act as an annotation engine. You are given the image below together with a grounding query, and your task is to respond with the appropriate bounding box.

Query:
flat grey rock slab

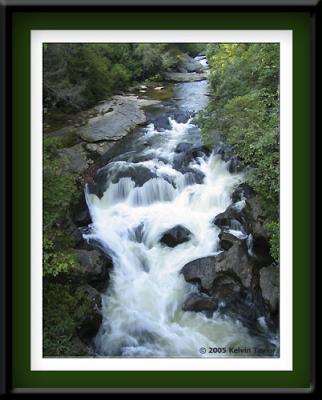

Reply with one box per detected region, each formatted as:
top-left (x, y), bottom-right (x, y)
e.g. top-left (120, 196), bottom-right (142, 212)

top-left (58, 143), bottom-right (89, 174)
top-left (79, 95), bottom-right (161, 143)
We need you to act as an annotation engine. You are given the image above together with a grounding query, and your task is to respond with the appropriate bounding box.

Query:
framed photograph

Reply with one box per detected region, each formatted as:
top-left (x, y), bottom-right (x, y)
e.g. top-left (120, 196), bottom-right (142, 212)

top-left (1, 0), bottom-right (319, 395)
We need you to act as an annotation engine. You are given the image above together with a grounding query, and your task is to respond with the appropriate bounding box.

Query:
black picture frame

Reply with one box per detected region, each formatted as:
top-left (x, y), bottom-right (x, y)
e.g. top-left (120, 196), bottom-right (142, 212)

top-left (0, 0), bottom-right (319, 396)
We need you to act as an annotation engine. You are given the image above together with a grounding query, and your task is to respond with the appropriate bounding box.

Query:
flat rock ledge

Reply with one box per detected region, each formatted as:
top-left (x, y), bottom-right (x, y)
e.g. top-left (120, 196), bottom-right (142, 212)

top-left (52, 94), bottom-right (162, 175)
top-left (78, 95), bottom-right (161, 142)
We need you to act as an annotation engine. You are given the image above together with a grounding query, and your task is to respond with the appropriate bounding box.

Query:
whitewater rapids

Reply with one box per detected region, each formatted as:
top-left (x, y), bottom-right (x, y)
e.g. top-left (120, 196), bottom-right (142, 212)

top-left (84, 115), bottom-right (270, 357)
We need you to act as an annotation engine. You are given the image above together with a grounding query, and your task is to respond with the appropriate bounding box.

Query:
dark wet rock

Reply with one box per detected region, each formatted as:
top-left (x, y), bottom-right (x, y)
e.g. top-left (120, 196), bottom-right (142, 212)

top-left (228, 157), bottom-right (245, 173)
top-left (259, 265), bottom-right (279, 313)
top-left (212, 274), bottom-right (243, 302)
top-left (250, 235), bottom-right (274, 267)
top-left (182, 170), bottom-right (205, 186)
top-left (151, 110), bottom-right (192, 130)
top-left (73, 249), bottom-right (112, 292)
top-left (175, 142), bottom-right (194, 153)
top-left (173, 145), bottom-right (210, 173)
top-left (183, 293), bottom-right (218, 312)
top-left (160, 225), bottom-right (192, 248)
top-left (173, 152), bottom-right (190, 171)
top-left (77, 285), bottom-right (102, 343)
top-left (181, 256), bottom-right (217, 293)
top-left (110, 165), bottom-right (155, 186)
top-left (85, 238), bottom-right (116, 261)
top-left (231, 183), bottom-right (255, 203)
top-left (150, 114), bottom-right (171, 130)
top-left (218, 231), bottom-right (245, 251)
top-left (73, 208), bottom-right (91, 228)
top-left (192, 145), bottom-right (212, 158)
top-left (71, 192), bottom-right (91, 227)
top-left (213, 273), bottom-right (274, 334)
top-left (213, 192), bottom-right (269, 241)
top-left (175, 142), bottom-right (211, 156)
top-left (216, 235), bottom-right (253, 288)
top-left (213, 203), bottom-right (248, 232)
top-left (244, 196), bottom-right (270, 240)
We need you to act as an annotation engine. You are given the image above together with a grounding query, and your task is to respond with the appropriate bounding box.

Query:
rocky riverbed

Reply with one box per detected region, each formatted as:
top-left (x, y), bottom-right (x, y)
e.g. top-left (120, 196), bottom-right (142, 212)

top-left (46, 54), bottom-right (279, 356)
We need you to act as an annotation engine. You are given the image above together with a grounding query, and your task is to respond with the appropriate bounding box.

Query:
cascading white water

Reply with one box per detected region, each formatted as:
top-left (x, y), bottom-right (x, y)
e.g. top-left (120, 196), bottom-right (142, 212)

top-left (84, 115), bottom-right (270, 357)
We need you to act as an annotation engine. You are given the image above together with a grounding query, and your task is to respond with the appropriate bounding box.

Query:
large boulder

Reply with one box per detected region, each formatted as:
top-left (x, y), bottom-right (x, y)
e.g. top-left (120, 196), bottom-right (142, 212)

top-left (213, 201), bottom-right (248, 232)
top-left (160, 225), bottom-right (192, 248)
top-left (231, 183), bottom-right (255, 203)
top-left (175, 142), bottom-right (194, 154)
top-left (212, 274), bottom-right (243, 303)
top-left (181, 237), bottom-right (253, 292)
top-left (177, 54), bottom-right (205, 73)
top-left (180, 250), bottom-right (276, 333)
top-left (259, 265), bottom-right (279, 313)
top-left (218, 231), bottom-right (245, 250)
top-left (216, 233), bottom-right (253, 288)
top-left (181, 170), bottom-right (205, 186)
top-left (181, 256), bottom-right (217, 293)
top-left (213, 198), bottom-right (273, 268)
top-left (182, 293), bottom-right (218, 312)
top-left (175, 142), bottom-right (211, 156)
top-left (172, 143), bottom-right (210, 174)
top-left (78, 96), bottom-right (147, 142)
top-left (73, 249), bottom-right (112, 292)
top-left (230, 183), bottom-right (269, 241)
top-left (109, 164), bottom-right (156, 187)
top-left (214, 185), bottom-right (270, 243)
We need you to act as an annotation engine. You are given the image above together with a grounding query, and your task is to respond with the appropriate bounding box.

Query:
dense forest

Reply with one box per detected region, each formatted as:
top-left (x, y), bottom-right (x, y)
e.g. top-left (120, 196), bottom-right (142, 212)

top-left (43, 42), bottom-right (280, 357)
top-left (198, 43), bottom-right (279, 259)
top-left (44, 43), bottom-right (205, 112)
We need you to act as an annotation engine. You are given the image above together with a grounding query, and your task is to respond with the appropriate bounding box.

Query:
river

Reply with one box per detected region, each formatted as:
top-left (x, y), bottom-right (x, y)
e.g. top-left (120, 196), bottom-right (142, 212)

top-left (83, 67), bottom-right (277, 357)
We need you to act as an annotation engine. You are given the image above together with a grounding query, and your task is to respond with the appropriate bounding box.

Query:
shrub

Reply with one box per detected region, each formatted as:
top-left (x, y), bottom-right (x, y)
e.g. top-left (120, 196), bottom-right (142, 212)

top-left (43, 283), bottom-right (93, 356)
top-left (43, 137), bottom-right (80, 277)
top-left (198, 43), bottom-right (280, 260)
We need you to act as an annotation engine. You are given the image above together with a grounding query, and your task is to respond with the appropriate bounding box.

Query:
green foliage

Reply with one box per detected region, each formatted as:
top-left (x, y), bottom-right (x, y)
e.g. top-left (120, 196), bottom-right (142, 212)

top-left (176, 43), bottom-right (207, 57)
top-left (265, 221), bottom-right (280, 262)
top-left (44, 43), bottom-right (197, 112)
top-left (43, 137), bottom-right (79, 277)
top-left (43, 283), bottom-right (93, 356)
top-left (198, 43), bottom-right (280, 260)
